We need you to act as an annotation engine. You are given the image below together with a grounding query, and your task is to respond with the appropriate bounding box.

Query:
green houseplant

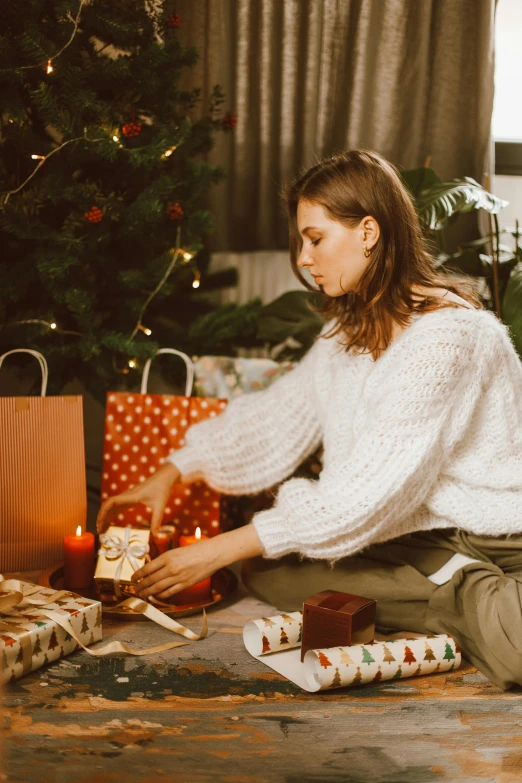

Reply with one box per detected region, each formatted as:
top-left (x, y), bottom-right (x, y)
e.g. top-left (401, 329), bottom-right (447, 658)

top-left (244, 165), bottom-right (521, 361)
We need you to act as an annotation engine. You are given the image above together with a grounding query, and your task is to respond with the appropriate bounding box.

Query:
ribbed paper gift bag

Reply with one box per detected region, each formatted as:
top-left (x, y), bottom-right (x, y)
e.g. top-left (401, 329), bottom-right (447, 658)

top-left (0, 350), bottom-right (87, 571)
top-left (101, 349), bottom-right (227, 537)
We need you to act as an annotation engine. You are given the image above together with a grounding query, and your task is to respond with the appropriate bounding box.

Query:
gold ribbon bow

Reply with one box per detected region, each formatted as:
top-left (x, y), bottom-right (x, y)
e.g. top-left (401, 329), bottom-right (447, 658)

top-left (99, 527), bottom-right (150, 598)
top-left (0, 575), bottom-right (207, 677)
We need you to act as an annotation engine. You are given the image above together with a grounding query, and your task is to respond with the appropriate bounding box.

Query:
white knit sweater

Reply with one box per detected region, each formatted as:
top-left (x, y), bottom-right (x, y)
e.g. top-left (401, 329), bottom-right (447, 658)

top-left (168, 307), bottom-right (522, 561)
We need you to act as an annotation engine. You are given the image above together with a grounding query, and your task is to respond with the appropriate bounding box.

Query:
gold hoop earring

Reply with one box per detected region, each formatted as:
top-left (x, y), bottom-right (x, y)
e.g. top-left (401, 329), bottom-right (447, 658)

top-left (363, 246), bottom-right (371, 258)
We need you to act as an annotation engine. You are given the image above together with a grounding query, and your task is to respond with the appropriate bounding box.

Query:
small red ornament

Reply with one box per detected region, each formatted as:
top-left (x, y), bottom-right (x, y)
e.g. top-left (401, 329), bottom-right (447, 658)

top-left (84, 206), bottom-right (103, 223)
top-left (122, 121), bottom-right (142, 138)
top-left (167, 13), bottom-right (181, 28)
top-left (223, 113), bottom-right (237, 130)
top-left (168, 202), bottom-right (184, 220)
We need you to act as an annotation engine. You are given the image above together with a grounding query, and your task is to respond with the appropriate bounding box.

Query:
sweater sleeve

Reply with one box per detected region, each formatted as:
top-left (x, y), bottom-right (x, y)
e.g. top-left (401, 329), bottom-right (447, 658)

top-left (165, 336), bottom-right (326, 495)
top-left (253, 318), bottom-right (481, 560)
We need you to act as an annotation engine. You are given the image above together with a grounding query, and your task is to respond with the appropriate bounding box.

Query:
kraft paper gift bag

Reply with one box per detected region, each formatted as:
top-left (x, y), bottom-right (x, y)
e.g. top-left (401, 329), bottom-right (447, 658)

top-left (101, 349), bottom-right (227, 537)
top-left (0, 350), bottom-right (87, 571)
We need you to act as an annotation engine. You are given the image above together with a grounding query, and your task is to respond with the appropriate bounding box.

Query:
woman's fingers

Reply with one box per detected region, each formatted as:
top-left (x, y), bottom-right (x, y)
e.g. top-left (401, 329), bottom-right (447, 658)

top-left (132, 553), bottom-right (168, 582)
top-left (156, 583), bottom-right (184, 600)
top-left (96, 489), bottom-right (146, 533)
top-left (137, 575), bottom-right (180, 599)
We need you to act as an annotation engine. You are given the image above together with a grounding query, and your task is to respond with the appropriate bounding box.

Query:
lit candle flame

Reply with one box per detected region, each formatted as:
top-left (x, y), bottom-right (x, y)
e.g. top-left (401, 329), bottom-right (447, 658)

top-left (76, 525), bottom-right (82, 536)
top-left (46, 60), bottom-right (53, 74)
top-left (195, 527), bottom-right (201, 540)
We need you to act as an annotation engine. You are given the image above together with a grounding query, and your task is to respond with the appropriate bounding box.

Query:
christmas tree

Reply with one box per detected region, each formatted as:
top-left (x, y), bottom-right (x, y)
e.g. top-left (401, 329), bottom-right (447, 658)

top-left (1, 649), bottom-right (8, 671)
top-left (47, 629), bottom-right (59, 651)
top-left (262, 617), bottom-right (276, 628)
top-left (15, 646), bottom-right (24, 665)
top-left (392, 665), bottom-right (403, 679)
top-left (361, 647), bottom-right (375, 665)
top-left (33, 634), bottom-right (42, 656)
top-left (0, 635), bottom-right (17, 646)
top-left (443, 642), bottom-right (456, 662)
top-left (279, 627), bottom-right (289, 646)
top-left (331, 667), bottom-right (342, 688)
top-left (280, 613), bottom-right (296, 624)
top-left (351, 666), bottom-right (363, 685)
top-left (94, 606), bottom-right (102, 628)
top-left (403, 645), bottom-right (417, 665)
top-left (261, 634), bottom-right (270, 654)
top-left (382, 644), bottom-right (396, 664)
top-left (372, 666), bottom-right (382, 683)
top-left (0, 0), bottom-right (242, 400)
top-left (423, 644), bottom-right (436, 663)
top-left (317, 651), bottom-right (332, 668)
top-left (80, 614), bottom-right (89, 634)
top-left (339, 647), bottom-right (355, 666)
top-left (297, 625), bottom-right (302, 644)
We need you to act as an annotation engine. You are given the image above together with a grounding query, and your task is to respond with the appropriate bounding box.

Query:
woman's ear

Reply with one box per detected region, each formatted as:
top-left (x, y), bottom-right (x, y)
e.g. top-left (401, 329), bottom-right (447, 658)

top-left (361, 216), bottom-right (380, 250)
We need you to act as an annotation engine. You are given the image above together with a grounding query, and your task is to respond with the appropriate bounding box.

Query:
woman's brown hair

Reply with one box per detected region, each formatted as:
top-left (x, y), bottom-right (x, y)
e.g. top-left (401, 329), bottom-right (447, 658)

top-left (284, 149), bottom-right (483, 360)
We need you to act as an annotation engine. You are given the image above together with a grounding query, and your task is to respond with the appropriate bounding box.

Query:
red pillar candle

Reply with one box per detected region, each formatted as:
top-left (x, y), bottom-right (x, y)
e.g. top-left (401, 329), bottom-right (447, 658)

top-left (151, 531), bottom-right (171, 556)
top-left (63, 526), bottom-right (95, 590)
top-left (173, 527), bottom-right (212, 606)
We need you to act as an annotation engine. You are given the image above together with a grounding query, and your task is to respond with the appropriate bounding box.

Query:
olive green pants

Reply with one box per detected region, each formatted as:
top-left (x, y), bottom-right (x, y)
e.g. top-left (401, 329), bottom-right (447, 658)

top-left (241, 528), bottom-right (522, 691)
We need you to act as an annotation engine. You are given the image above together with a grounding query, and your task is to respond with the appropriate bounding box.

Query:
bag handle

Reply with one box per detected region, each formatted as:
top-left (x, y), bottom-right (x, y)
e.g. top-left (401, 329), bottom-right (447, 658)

top-left (0, 349), bottom-right (48, 396)
top-left (140, 349), bottom-right (194, 397)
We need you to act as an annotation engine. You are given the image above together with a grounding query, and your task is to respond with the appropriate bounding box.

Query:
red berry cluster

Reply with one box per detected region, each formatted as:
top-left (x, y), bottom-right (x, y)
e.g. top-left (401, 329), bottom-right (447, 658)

top-left (168, 202), bottom-right (184, 220)
top-left (167, 13), bottom-right (181, 28)
top-left (122, 121), bottom-right (142, 138)
top-left (84, 206), bottom-right (103, 223)
top-left (223, 113), bottom-right (238, 130)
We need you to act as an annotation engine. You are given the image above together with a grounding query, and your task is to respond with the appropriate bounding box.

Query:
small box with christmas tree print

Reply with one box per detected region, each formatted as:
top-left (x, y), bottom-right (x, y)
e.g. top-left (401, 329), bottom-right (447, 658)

top-left (0, 578), bottom-right (102, 684)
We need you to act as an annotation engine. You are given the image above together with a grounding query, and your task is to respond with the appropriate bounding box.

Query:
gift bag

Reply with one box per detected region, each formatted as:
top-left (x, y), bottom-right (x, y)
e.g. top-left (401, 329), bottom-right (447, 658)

top-left (0, 350), bottom-right (87, 571)
top-left (101, 349), bottom-right (227, 537)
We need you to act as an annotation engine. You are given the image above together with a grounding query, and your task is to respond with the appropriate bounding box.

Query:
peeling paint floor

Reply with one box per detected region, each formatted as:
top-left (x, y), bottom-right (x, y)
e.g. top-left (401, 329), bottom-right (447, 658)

top-left (3, 577), bottom-right (522, 783)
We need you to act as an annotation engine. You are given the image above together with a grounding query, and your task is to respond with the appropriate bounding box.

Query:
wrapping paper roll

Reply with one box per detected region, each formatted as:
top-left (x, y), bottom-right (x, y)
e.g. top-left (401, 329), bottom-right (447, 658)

top-left (243, 610), bottom-right (461, 692)
top-left (243, 610), bottom-right (302, 655)
top-left (304, 635), bottom-right (461, 692)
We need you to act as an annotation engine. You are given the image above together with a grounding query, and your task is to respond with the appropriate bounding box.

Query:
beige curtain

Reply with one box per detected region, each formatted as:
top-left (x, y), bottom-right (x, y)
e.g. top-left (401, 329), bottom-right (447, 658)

top-left (174, 0), bottom-right (496, 251)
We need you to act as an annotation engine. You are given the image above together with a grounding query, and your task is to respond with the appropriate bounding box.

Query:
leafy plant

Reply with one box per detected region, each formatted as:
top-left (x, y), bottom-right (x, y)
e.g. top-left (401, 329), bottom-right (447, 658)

top-left (251, 165), bottom-right (521, 362)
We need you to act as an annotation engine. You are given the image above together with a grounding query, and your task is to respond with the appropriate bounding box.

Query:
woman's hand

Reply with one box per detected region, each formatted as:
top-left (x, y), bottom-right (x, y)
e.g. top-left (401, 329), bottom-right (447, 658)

top-left (96, 461), bottom-right (181, 535)
top-left (131, 524), bottom-right (266, 600)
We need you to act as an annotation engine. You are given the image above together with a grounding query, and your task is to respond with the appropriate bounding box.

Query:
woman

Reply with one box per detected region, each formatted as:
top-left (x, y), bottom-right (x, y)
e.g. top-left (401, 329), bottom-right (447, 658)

top-left (97, 149), bottom-right (522, 690)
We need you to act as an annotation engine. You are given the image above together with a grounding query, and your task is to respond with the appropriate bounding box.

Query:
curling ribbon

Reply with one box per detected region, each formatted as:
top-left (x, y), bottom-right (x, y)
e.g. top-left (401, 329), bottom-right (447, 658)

top-left (0, 575), bottom-right (207, 673)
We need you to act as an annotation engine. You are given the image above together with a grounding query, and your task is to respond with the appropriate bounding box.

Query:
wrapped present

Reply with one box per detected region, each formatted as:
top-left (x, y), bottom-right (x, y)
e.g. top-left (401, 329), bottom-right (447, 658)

top-left (243, 609), bottom-right (461, 693)
top-left (95, 525), bottom-right (150, 598)
top-left (192, 355), bottom-right (295, 399)
top-left (301, 590), bottom-right (376, 661)
top-left (0, 577), bottom-right (102, 684)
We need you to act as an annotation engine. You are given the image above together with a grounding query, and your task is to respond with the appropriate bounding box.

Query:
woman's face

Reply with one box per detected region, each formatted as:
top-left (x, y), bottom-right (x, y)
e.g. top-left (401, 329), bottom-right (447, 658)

top-left (296, 200), bottom-right (379, 297)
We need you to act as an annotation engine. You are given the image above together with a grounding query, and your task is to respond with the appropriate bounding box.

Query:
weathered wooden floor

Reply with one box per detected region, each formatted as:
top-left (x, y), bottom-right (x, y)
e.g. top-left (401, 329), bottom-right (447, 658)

top-left (2, 576), bottom-right (522, 783)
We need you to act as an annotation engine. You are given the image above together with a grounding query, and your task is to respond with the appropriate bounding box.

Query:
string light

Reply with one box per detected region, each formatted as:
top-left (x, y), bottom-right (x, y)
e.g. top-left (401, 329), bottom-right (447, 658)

top-left (112, 135), bottom-right (119, 143)
top-left (4, 318), bottom-right (82, 336)
top-left (3, 135), bottom-right (107, 207)
top-left (162, 145), bottom-right (177, 158)
top-left (129, 226), bottom-right (182, 340)
top-left (183, 251), bottom-right (193, 261)
top-left (128, 359), bottom-right (137, 368)
top-left (138, 324), bottom-right (152, 336)
top-left (46, 60), bottom-right (54, 74)
top-left (192, 271), bottom-right (201, 289)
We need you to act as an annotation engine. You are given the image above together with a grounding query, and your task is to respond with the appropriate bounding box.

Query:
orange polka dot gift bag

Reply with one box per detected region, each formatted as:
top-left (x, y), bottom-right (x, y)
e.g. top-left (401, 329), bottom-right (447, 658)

top-left (100, 349), bottom-right (227, 540)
